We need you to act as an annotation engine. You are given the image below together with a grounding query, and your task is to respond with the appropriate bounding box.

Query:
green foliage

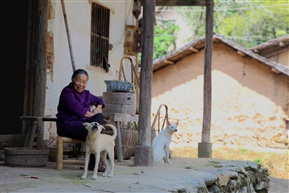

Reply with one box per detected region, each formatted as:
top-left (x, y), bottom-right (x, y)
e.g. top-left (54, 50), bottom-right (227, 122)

top-left (176, 0), bottom-right (289, 48)
top-left (151, 0), bottom-right (288, 60)
top-left (131, 122), bottom-right (138, 130)
top-left (253, 158), bottom-right (263, 165)
top-left (153, 20), bottom-right (179, 60)
top-left (239, 147), bottom-right (248, 153)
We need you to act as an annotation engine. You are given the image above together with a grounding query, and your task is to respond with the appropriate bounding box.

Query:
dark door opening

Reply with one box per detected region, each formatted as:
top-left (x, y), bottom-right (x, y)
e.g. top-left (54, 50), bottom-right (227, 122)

top-left (0, 0), bottom-right (29, 134)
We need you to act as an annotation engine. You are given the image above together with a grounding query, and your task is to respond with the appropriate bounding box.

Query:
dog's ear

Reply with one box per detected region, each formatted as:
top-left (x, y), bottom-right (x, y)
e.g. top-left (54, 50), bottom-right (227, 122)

top-left (83, 122), bottom-right (90, 128)
top-left (176, 120), bottom-right (179, 126)
top-left (167, 120), bottom-right (171, 125)
top-left (99, 125), bottom-right (106, 130)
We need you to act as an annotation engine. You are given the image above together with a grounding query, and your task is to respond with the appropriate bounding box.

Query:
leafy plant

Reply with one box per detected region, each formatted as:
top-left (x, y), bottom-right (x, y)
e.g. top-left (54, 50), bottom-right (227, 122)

top-left (131, 122), bottom-right (138, 130)
top-left (175, 0), bottom-right (289, 48)
top-left (154, 20), bottom-right (179, 59)
top-left (253, 158), bottom-right (263, 165)
top-left (240, 147), bottom-right (248, 154)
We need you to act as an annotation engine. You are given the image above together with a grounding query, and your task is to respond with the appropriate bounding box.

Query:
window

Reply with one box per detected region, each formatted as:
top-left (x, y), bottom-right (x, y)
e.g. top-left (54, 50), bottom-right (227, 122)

top-left (90, 3), bottom-right (110, 70)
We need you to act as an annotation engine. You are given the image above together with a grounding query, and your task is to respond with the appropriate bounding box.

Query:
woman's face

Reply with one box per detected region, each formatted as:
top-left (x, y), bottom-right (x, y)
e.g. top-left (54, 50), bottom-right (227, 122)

top-left (72, 74), bottom-right (88, 93)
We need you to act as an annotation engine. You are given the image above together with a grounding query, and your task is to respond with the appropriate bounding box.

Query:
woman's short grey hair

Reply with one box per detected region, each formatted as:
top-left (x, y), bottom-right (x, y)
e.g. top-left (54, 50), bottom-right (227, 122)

top-left (71, 69), bottom-right (89, 81)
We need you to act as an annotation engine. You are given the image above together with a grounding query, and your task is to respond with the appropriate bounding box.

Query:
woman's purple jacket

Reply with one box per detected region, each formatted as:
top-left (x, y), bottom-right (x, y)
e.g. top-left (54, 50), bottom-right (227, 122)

top-left (56, 83), bottom-right (105, 136)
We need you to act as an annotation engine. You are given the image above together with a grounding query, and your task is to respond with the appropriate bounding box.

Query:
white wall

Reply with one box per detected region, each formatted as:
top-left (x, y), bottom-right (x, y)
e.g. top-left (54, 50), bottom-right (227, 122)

top-left (45, 0), bottom-right (135, 141)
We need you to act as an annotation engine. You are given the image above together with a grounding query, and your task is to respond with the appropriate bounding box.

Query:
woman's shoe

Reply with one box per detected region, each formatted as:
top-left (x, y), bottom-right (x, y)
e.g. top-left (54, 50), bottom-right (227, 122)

top-left (88, 162), bottom-right (105, 172)
top-left (97, 163), bottom-right (105, 172)
top-left (88, 154), bottom-right (105, 172)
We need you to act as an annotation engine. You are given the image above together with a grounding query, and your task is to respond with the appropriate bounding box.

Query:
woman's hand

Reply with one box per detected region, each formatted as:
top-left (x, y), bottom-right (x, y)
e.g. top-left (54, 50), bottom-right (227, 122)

top-left (84, 105), bottom-right (102, 117)
top-left (84, 111), bottom-right (94, 117)
top-left (92, 105), bottom-right (102, 114)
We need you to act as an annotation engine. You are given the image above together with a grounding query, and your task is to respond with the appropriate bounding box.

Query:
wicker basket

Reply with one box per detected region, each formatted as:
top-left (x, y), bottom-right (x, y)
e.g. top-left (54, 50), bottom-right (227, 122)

top-left (104, 80), bottom-right (134, 92)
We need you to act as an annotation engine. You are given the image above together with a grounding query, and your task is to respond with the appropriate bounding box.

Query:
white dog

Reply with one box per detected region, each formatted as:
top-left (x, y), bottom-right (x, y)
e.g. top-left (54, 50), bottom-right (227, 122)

top-left (81, 122), bottom-right (117, 180)
top-left (152, 121), bottom-right (178, 163)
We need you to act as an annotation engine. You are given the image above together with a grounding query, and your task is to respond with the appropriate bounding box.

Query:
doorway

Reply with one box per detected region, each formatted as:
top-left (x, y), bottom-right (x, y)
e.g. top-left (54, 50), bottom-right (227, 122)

top-left (0, 0), bottom-right (29, 134)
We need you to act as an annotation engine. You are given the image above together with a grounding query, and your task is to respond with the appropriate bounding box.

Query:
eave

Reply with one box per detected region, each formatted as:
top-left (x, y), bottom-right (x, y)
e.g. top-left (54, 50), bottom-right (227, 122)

top-left (153, 34), bottom-right (289, 77)
top-left (141, 0), bottom-right (207, 7)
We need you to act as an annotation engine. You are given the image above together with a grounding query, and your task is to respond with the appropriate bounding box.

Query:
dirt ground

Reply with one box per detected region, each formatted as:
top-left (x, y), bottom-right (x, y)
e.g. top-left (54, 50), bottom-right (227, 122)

top-left (171, 145), bottom-right (289, 193)
top-left (171, 144), bottom-right (289, 179)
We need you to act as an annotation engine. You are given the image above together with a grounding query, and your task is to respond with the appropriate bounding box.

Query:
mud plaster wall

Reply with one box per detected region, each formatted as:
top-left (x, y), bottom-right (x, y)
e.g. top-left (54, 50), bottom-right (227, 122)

top-left (268, 48), bottom-right (289, 68)
top-left (47, 0), bottom-right (55, 81)
top-left (152, 43), bottom-right (289, 149)
top-left (46, 32), bottom-right (54, 80)
top-left (44, 0), bottom-right (56, 143)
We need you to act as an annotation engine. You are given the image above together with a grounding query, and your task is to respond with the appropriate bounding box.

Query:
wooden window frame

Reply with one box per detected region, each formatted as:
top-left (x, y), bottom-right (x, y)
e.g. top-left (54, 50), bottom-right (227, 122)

top-left (90, 2), bottom-right (110, 70)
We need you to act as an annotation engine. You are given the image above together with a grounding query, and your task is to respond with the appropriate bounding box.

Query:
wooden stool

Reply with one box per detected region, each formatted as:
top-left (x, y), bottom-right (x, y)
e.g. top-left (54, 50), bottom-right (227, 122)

top-left (56, 136), bottom-right (85, 170)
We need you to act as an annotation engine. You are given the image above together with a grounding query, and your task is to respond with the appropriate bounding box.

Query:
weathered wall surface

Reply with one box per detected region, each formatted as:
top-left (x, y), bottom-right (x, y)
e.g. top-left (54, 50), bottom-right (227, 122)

top-left (152, 43), bottom-right (289, 149)
top-left (44, 0), bottom-right (136, 142)
top-left (268, 48), bottom-right (289, 68)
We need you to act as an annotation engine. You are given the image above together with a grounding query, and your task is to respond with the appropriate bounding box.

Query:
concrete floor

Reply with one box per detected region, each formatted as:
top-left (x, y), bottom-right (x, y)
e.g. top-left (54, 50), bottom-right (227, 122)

top-left (1, 157), bottom-right (288, 193)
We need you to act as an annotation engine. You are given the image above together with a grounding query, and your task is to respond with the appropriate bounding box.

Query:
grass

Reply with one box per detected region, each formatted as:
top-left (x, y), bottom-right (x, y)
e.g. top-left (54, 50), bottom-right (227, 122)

top-left (171, 145), bottom-right (289, 179)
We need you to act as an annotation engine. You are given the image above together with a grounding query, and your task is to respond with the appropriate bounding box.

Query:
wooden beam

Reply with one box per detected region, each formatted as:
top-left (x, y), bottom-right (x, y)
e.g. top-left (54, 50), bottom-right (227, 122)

top-left (271, 67), bottom-right (280, 74)
top-left (213, 37), bottom-right (221, 43)
top-left (88, 0), bottom-right (115, 13)
top-left (142, 0), bottom-right (206, 6)
top-left (237, 51), bottom-right (246, 57)
top-left (263, 49), bottom-right (287, 58)
top-left (279, 41), bottom-right (287, 47)
top-left (164, 59), bottom-right (174, 65)
top-left (157, 0), bottom-right (206, 6)
top-left (189, 46), bottom-right (199, 53)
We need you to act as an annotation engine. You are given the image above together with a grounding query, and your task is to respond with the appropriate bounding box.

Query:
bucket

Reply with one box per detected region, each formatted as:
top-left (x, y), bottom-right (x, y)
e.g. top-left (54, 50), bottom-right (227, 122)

top-left (4, 147), bottom-right (49, 167)
top-left (0, 134), bottom-right (26, 149)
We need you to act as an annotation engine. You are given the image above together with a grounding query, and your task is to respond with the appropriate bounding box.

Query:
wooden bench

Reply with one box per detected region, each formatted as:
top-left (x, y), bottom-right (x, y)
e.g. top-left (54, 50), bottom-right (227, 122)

top-left (20, 116), bottom-right (58, 149)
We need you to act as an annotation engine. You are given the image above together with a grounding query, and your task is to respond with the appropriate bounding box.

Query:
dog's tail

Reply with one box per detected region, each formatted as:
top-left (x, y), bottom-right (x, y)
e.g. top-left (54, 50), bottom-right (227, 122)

top-left (103, 124), bottom-right (117, 139)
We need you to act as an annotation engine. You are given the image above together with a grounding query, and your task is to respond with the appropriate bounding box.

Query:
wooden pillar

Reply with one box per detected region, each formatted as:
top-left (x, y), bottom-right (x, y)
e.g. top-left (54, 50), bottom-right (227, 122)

top-left (23, 0), bottom-right (38, 134)
top-left (115, 121), bottom-right (123, 161)
top-left (33, 0), bottom-right (48, 148)
top-left (198, 0), bottom-right (214, 158)
top-left (134, 0), bottom-right (155, 166)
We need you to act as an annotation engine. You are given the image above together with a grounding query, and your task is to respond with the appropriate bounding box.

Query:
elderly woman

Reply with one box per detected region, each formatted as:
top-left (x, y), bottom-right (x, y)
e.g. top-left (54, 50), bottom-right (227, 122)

top-left (56, 69), bottom-right (105, 171)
